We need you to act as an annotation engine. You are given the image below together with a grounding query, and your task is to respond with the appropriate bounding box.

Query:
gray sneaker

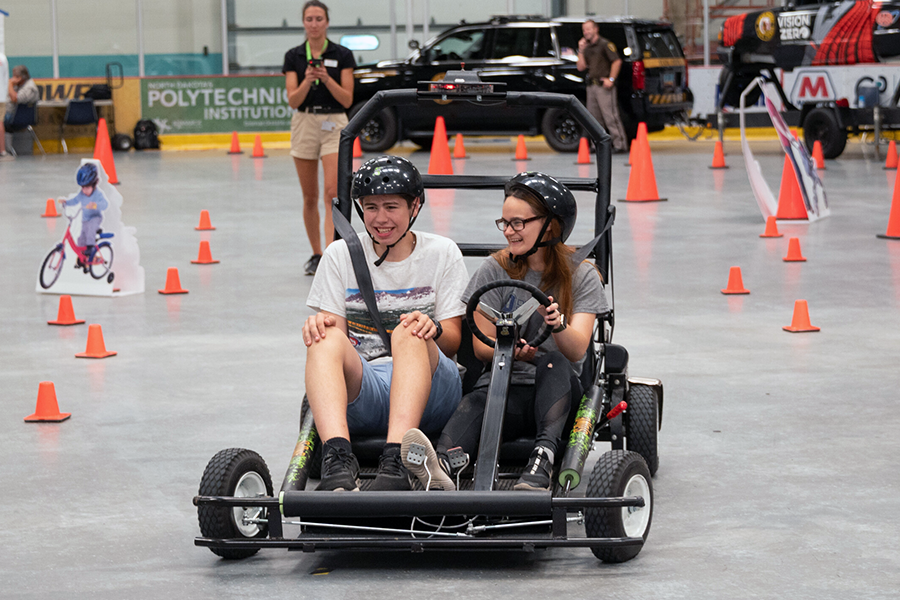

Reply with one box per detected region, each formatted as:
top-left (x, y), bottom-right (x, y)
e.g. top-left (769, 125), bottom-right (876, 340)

top-left (401, 428), bottom-right (456, 491)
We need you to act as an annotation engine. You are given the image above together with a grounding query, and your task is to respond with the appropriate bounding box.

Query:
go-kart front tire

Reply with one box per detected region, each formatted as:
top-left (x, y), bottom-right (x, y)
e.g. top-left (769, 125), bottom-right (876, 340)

top-left (625, 383), bottom-right (659, 476)
top-left (197, 448), bottom-right (274, 559)
top-left (584, 450), bottom-right (652, 563)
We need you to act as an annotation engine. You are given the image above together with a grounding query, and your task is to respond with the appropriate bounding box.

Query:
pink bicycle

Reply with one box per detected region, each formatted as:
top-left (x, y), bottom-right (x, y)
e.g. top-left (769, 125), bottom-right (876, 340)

top-left (40, 204), bottom-right (114, 289)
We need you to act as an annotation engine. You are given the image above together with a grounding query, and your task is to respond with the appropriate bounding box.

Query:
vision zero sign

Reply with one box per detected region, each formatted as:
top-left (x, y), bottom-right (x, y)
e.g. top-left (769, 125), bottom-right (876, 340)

top-left (778, 12), bottom-right (812, 41)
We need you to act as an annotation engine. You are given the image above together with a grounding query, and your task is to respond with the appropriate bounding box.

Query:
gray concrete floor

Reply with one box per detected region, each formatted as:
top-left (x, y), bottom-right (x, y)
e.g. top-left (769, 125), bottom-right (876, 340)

top-left (2, 137), bottom-right (898, 599)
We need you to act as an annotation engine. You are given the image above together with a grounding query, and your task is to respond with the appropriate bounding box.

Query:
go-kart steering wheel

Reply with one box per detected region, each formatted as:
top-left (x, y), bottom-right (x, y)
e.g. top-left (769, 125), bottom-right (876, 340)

top-left (465, 279), bottom-right (553, 349)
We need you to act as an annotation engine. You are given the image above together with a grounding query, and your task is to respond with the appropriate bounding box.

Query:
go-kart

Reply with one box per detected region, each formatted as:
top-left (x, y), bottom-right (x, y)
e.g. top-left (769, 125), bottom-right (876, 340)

top-left (194, 73), bottom-right (664, 563)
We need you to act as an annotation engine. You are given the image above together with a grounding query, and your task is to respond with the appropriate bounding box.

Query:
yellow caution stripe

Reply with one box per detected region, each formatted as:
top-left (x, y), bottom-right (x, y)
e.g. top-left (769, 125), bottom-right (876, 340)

top-left (642, 57), bottom-right (686, 68)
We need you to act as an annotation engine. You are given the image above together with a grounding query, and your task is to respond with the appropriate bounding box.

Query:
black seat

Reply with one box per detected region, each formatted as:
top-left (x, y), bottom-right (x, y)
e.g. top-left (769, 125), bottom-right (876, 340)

top-left (60, 99), bottom-right (98, 154)
top-left (6, 104), bottom-right (45, 156)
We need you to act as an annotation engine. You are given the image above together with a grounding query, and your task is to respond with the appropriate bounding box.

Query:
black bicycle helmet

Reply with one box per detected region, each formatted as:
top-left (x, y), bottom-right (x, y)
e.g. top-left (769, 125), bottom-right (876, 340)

top-left (76, 163), bottom-right (99, 187)
top-left (351, 155), bottom-right (425, 266)
top-left (504, 171), bottom-right (577, 261)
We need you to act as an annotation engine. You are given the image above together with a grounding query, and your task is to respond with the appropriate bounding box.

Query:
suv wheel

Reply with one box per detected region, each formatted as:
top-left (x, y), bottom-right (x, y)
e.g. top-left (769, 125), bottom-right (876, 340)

top-left (541, 108), bottom-right (582, 153)
top-left (349, 104), bottom-right (399, 152)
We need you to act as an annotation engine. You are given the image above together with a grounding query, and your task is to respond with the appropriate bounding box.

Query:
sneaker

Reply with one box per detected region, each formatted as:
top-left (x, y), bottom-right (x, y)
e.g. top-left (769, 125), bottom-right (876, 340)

top-left (401, 428), bottom-right (456, 491)
top-left (514, 446), bottom-right (554, 491)
top-left (368, 447), bottom-right (413, 491)
top-left (315, 445), bottom-right (360, 491)
top-left (0, 151), bottom-right (14, 162)
top-left (304, 254), bottom-right (322, 276)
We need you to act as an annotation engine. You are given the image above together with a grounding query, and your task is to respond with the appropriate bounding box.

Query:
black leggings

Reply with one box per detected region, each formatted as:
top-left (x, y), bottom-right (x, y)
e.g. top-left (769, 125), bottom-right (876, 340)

top-left (437, 351), bottom-right (582, 457)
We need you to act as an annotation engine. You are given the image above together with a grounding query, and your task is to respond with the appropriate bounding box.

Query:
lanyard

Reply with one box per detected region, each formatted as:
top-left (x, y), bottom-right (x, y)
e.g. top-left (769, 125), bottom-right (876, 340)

top-left (306, 39), bottom-right (328, 85)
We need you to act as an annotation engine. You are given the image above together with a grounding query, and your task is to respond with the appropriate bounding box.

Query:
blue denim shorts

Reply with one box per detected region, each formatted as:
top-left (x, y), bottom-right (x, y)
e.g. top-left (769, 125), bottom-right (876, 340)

top-left (346, 352), bottom-right (462, 436)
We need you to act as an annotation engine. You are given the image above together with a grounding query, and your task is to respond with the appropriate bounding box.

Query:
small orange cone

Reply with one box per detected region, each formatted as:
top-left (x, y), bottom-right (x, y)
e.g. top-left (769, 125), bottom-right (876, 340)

top-left (775, 154), bottom-right (807, 220)
top-left (783, 237), bottom-right (807, 262)
top-left (783, 299), bottom-right (820, 332)
top-left (760, 216), bottom-right (783, 238)
top-left (877, 168), bottom-right (900, 239)
top-left (228, 131), bottom-right (243, 154)
top-left (576, 137), bottom-right (591, 164)
top-left (48, 295), bottom-right (85, 326)
top-left (427, 116), bottom-right (453, 175)
top-left (720, 266), bottom-right (750, 295)
top-left (884, 140), bottom-right (898, 170)
top-left (709, 140), bottom-right (728, 169)
top-left (353, 137), bottom-right (363, 158)
top-left (195, 210), bottom-right (215, 231)
top-left (453, 133), bottom-right (468, 159)
top-left (42, 199), bottom-right (60, 218)
top-left (75, 324), bottom-right (117, 358)
top-left (158, 267), bottom-right (189, 294)
top-left (812, 140), bottom-right (826, 170)
top-left (251, 134), bottom-right (267, 158)
top-left (622, 123), bottom-right (666, 202)
top-left (92, 118), bottom-right (119, 185)
top-left (24, 381), bottom-right (71, 422)
top-left (191, 240), bottom-right (220, 264)
top-left (513, 134), bottom-right (530, 161)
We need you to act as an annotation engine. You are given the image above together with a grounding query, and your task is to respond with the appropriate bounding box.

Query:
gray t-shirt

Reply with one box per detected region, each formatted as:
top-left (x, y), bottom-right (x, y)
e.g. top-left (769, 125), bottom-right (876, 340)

top-left (462, 257), bottom-right (608, 385)
top-left (307, 231), bottom-right (469, 362)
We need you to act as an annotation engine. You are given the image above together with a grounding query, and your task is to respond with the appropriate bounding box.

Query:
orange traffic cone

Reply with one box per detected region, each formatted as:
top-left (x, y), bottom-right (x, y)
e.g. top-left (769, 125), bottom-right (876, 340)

top-left (720, 266), bottom-right (750, 295)
top-left (92, 118), bottom-right (119, 185)
top-left (513, 134), bottom-right (530, 161)
top-left (453, 133), bottom-right (468, 159)
top-left (576, 137), bottom-right (591, 165)
top-left (48, 295), bottom-right (85, 326)
top-left (812, 140), bottom-right (826, 170)
top-left (353, 137), bottom-right (363, 158)
top-left (191, 240), bottom-right (220, 264)
top-left (783, 237), bottom-right (807, 261)
top-left (75, 324), bottom-right (117, 358)
top-left (775, 154), bottom-right (807, 220)
top-left (760, 216), bottom-right (783, 238)
top-left (622, 123), bottom-right (666, 202)
top-left (877, 168), bottom-right (900, 239)
top-left (158, 267), bottom-right (188, 294)
top-left (24, 381), bottom-right (71, 422)
top-left (885, 140), bottom-right (898, 170)
top-left (709, 140), bottom-right (728, 169)
top-left (228, 131), bottom-right (243, 154)
top-left (427, 116), bottom-right (453, 175)
top-left (195, 210), bottom-right (215, 231)
top-left (783, 299), bottom-right (820, 332)
top-left (251, 135), bottom-right (267, 158)
top-left (42, 199), bottom-right (60, 218)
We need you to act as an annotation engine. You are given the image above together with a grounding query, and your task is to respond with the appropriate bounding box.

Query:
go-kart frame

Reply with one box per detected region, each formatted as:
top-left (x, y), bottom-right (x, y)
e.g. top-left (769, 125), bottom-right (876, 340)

top-left (194, 77), bottom-right (663, 563)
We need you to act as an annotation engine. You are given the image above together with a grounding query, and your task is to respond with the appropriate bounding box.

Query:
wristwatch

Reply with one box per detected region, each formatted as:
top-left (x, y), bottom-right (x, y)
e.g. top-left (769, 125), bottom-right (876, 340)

top-left (608, 77), bottom-right (615, 83)
top-left (553, 313), bottom-right (567, 333)
top-left (432, 319), bottom-right (443, 340)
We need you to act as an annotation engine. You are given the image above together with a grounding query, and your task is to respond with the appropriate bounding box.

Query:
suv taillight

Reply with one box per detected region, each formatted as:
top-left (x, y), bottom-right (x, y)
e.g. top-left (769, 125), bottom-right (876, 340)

top-left (632, 60), bottom-right (645, 91)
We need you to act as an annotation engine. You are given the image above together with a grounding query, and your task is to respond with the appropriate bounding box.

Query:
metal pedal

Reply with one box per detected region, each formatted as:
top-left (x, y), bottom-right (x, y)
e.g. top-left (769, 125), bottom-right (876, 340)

top-left (447, 446), bottom-right (469, 470)
top-left (406, 442), bottom-right (427, 466)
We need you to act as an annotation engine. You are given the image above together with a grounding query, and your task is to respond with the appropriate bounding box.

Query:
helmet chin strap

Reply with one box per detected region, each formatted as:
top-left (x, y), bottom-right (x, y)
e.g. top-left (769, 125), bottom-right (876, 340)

top-left (509, 217), bottom-right (560, 263)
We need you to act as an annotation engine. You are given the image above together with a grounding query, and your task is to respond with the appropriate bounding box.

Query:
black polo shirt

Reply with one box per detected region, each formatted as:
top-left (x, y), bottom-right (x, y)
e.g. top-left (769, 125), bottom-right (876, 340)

top-left (282, 39), bottom-right (356, 111)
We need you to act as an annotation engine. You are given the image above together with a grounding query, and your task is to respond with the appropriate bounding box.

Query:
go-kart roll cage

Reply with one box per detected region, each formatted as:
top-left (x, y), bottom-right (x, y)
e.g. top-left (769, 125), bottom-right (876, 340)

top-left (195, 82), bottom-right (642, 555)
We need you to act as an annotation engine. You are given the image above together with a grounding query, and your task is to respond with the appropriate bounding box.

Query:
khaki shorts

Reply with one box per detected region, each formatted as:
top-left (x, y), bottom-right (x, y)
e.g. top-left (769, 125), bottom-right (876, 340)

top-left (290, 110), bottom-right (348, 160)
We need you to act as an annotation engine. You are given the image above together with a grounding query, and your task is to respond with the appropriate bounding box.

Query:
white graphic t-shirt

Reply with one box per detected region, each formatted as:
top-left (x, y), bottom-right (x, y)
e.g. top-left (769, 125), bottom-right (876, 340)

top-left (307, 231), bottom-right (469, 362)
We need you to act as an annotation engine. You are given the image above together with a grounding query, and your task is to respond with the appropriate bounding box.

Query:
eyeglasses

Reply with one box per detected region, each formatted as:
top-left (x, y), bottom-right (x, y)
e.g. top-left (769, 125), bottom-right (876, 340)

top-left (495, 215), bottom-right (543, 232)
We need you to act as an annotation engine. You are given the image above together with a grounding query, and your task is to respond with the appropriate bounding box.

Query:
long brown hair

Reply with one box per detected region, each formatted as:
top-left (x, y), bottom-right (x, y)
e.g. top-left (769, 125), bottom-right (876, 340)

top-left (491, 189), bottom-right (576, 318)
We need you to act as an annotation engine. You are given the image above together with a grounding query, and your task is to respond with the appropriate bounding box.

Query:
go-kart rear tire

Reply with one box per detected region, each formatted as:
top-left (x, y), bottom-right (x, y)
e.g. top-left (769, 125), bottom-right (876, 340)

top-left (197, 448), bottom-right (274, 559)
top-left (300, 398), bottom-right (322, 480)
top-left (624, 383), bottom-right (659, 476)
top-left (584, 450), bottom-right (652, 563)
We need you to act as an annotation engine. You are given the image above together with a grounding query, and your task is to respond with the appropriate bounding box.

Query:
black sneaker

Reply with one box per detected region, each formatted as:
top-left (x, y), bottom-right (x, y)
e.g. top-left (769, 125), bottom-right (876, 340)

top-left (304, 254), bottom-right (322, 276)
top-left (315, 445), bottom-right (360, 491)
top-left (514, 446), bottom-right (554, 491)
top-left (368, 447), bottom-right (412, 491)
top-left (401, 428), bottom-right (456, 491)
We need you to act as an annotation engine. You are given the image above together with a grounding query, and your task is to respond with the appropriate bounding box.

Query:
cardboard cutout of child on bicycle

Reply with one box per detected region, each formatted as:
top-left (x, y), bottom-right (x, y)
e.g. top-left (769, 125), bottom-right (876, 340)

top-left (36, 159), bottom-right (145, 296)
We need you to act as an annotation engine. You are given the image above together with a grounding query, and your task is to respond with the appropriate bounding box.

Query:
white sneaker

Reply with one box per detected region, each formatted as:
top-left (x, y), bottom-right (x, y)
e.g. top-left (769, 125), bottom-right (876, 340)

top-left (401, 428), bottom-right (456, 491)
top-left (0, 151), bottom-right (14, 162)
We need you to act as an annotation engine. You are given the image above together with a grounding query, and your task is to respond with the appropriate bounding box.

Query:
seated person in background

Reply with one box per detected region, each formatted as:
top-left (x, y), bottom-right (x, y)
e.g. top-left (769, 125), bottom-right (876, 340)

top-left (304, 155), bottom-right (469, 491)
top-left (4, 65), bottom-right (39, 132)
top-left (402, 172), bottom-right (607, 491)
top-left (61, 163), bottom-right (108, 266)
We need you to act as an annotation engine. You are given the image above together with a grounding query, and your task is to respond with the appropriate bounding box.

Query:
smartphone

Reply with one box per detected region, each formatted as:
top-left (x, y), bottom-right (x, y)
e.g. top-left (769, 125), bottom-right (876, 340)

top-left (308, 58), bottom-right (323, 68)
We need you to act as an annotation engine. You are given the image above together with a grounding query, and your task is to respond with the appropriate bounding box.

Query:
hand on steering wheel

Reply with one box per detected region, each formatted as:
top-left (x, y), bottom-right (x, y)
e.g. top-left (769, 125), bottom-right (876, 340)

top-left (465, 279), bottom-right (553, 349)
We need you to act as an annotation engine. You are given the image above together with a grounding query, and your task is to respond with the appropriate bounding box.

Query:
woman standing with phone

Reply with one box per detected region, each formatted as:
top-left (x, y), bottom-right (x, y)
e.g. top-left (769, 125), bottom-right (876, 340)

top-left (283, 0), bottom-right (356, 275)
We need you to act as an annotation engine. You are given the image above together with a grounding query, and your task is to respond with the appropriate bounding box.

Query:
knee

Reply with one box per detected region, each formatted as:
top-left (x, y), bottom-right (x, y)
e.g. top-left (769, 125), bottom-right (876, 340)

top-left (535, 350), bottom-right (566, 371)
top-left (306, 330), bottom-right (348, 360)
top-left (390, 322), bottom-right (426, 352)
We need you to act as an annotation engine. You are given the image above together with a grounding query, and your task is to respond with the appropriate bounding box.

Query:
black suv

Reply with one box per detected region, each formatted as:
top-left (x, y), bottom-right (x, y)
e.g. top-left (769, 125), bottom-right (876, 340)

top-left (350, 15), bottom-right (693, 152)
